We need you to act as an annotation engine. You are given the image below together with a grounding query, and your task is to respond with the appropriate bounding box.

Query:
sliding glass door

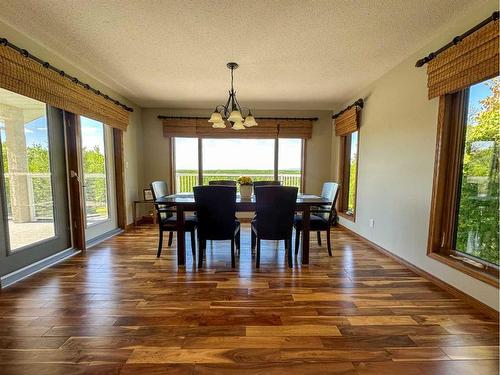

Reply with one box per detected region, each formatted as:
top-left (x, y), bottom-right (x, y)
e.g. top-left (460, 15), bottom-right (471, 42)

top-left (0, 88), bottom-right (70, 276)
top-left (79, 116), bottom-right (117, 243)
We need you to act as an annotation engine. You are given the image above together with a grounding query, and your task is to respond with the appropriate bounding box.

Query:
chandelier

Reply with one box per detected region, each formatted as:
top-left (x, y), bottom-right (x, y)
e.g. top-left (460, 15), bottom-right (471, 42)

top-left (208, 62), bottom-right (258, 130)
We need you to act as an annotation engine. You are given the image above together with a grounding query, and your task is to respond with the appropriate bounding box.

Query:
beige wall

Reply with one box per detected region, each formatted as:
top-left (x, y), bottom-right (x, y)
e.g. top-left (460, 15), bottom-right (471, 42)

top-left (0, 20), bottom-right (144, 225)
top-left (140, 108), bottom-right (333, 195)
top-left (331, 1), bottom-right (499, 310)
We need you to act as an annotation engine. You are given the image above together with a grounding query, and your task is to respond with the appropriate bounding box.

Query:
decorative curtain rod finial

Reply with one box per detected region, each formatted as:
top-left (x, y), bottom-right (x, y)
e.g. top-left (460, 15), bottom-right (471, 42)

top-left (332, 98), bottom-right (364, 119)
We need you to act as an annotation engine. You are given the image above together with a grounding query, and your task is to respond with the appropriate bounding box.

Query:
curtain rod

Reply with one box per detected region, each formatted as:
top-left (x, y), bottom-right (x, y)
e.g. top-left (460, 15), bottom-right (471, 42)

top-left (415, 11), bottom-right (499, 67)
top-left (158, 115), bottom-right (318, 121)
top-left (0, 37), bottom-right (134, 112)
top-left (332, 98), bottom-right (364, 119)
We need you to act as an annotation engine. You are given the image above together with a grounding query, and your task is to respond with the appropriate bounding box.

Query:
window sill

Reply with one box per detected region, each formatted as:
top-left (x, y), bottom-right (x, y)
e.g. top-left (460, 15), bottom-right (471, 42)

top-left (428, 252), bottom-right (499, 288)
top-left (338, 212), bottom-right (356, 222)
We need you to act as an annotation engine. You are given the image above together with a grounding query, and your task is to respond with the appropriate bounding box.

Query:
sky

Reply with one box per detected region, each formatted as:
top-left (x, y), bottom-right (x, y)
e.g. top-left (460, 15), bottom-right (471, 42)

top-left (468, 78), bottom-right (493, 121)
top-left (0, 115), bottom-right (105, 152)
top-left (175, 138), bottom-right (302, 170)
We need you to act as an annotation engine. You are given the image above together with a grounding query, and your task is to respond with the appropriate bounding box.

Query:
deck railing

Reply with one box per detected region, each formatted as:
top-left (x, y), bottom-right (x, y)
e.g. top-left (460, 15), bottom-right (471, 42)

top-left (175, 172), bottom-right (301, 193)
top-left (4, 172), bottom-right (107, 221)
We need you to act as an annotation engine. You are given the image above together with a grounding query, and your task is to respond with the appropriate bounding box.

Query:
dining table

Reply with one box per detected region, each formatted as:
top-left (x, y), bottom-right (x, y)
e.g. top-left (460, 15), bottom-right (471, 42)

top-left (155, 192), bottom-right (332, 266)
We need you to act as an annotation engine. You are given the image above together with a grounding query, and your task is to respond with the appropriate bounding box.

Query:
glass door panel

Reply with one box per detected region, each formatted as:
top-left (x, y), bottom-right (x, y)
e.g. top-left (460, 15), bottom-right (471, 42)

top-left (79, 116), bottom-right (117, 242)
top-left (0, 88), bottom-right (70, 276)
top-left (0, 92), bottom-right (55, 250)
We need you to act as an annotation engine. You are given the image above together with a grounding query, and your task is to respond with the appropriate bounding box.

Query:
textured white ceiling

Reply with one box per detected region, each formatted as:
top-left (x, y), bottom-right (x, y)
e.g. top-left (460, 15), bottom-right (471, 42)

top-left (0, 0), bottom-right (485, 109)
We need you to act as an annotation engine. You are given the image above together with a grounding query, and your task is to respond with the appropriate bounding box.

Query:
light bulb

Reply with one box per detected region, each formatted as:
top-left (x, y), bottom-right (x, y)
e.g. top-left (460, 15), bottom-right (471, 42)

top-left (232, 120), bottom-right (245, 130)
top-left (228, 110), bottom-right (244, 122)
top-left (212, 121), bottom-right (226, 129)
top-left (243, 115), bottom-right (258, 127)
top-left (208, 112), bottom-right (223, 123)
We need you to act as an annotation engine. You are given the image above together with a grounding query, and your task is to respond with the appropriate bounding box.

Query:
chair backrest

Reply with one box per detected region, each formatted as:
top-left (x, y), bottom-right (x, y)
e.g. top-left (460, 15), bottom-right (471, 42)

top-left (194, 185), bottom-right (237, 240)
top-left (317, 182), bottom-right (339, 223)
top-left (150, 181), bottom-right (169, 199)
top-left (208, 180), bottom-right (237, 186)
top-left (150, 181), bottom-right (172, 220)
top-left (253, 181), bottom-right (282, 187)
top-left (254, 186), bottom-right (298, 240)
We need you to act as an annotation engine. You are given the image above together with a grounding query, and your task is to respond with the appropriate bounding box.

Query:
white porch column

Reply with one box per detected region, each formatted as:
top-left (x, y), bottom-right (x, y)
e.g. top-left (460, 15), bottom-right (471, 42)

top-left (2, 106), bottom-right (31, 223)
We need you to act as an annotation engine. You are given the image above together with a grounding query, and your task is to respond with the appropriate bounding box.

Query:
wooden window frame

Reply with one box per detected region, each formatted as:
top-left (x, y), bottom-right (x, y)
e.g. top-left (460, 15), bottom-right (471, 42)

top-left (427, 91), bottom-right (499, 287)
top-left (170, 137), bottom-right (306, 193)
top-left (338, 131), bottom-right (359, 222)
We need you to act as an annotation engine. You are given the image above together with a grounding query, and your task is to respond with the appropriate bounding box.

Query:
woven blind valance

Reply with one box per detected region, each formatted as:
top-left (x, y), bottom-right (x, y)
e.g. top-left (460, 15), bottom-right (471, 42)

top-left (162, 118), bottom-right (313, 139)
top-left (427, 19), bottom-right (499, 99)
top-left (0, 44), bottom-right (129, 131)
top-left (334, 107), bottom-right (358, 136)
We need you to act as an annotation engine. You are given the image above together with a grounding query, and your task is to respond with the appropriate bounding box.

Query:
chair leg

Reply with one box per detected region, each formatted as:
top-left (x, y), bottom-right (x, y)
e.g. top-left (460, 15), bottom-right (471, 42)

top-left (231, 238), bottom-right (236, 268)
top-left (256, 238), bottom-right (261, 268)
top-left (251, 230), bottom-right (256, 255)
top-left (287, 236), bottom-right (293, 268)
top-left (317, 231), bottom-right (322, 246)
top-left (295, 229), bottom-right (300, 256)
top-left (190, 230), bottom-right (196, 260)
top-left (157, 229), bottom-right (163, 258)
top-left (168, 231), bottom-right (173, 246)
top-left (198, 237), bottom-right (204, 268)
top-left (326, 229), bottom-right (332, 256)
top-left (236, 228), bottom-right (241, 252)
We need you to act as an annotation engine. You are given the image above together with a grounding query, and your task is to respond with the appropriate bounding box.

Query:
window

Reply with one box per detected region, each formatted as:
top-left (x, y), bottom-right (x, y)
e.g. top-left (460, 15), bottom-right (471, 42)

top-left (278, 139), bottom-right (303, 189)
top-left (80, 116), bottom-right (109, 225)
top-left (173, 137), bottom-right (199, 193)
top-left (455, 79), bottom-right (498, 266)
top-left (0, 89), bottom-right (56, 250)
top-left (338, 130), bottom-right (359, 220)
top-left (428, 77), bottom-right (499, 286)
top-left (172, 138), bottom-right (303, 193)
top-left (202, 138), bottom-right (275, 186)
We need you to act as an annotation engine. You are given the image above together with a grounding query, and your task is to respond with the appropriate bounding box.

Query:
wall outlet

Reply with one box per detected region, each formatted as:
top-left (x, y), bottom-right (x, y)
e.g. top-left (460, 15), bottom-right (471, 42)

top-left (369, 219), bottom-right (375, 228)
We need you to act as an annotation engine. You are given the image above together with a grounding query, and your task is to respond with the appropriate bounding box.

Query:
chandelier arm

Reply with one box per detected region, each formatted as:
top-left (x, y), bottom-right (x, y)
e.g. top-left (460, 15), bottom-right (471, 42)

top-left (215, 104), bottom-right (227, 114)
top-left (238, 106), bottom-right (251, 117)
top-left (233, 95), bottom-right (246, 115)
top-left (224, 93), bottom-right (232, 116)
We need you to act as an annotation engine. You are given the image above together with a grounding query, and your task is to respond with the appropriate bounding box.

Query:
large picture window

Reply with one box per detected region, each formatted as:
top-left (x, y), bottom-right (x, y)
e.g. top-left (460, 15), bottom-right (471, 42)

top-left (428, 76), bottom-right (499, 286)
top-left (202, 138), bottom-right (275, 185)
top-left (172, 138), bottom-right (304, 193)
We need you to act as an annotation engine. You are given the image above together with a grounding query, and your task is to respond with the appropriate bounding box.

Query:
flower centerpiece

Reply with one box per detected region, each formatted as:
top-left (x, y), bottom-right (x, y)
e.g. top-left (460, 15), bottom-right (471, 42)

top-left (237, 176), bottom-right (253, 199)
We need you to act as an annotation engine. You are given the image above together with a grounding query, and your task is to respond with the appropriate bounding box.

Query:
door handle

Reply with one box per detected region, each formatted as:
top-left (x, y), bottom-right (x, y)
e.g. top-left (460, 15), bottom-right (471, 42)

top-left (70, 170), bottom-right (80, 183)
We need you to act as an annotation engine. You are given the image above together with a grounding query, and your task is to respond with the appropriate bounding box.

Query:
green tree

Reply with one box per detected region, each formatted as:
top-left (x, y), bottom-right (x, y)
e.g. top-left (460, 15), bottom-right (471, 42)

top-left (456, 78), bottom-right (499, 265)
top-left (82, 146), bottom-right (107, 216)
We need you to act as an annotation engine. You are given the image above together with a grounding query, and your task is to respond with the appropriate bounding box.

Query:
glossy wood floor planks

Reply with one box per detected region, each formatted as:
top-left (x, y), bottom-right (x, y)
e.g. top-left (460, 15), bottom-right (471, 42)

top-left (0, 224), bottom-right (497, 374)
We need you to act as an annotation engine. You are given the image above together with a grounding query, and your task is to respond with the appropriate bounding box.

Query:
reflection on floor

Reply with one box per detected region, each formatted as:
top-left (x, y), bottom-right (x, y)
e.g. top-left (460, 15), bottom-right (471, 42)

top-left (0, 224), bottom-right (498, 374)
top-left (7, 220), bottom-right (54, 250)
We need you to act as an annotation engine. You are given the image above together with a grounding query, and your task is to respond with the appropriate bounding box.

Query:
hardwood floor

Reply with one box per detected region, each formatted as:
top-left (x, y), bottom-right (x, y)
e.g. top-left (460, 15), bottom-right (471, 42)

top-left (0, 224), bottom-right (498, 374)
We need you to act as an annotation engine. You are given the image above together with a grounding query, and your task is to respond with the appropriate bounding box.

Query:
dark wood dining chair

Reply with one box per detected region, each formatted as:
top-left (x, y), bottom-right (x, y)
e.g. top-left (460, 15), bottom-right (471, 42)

top-left (251, 186), bottom-right (298, 268)
top-left (253, 181), bottom-right (281, 187)
top-left (150, 181), bottom-right (197, 259)
top-left (193, 185), bottom-right (240, 268)
top-left (208, 180), bottom-right (237, 186)
top-left (294, 182), bottom-right (339, 257)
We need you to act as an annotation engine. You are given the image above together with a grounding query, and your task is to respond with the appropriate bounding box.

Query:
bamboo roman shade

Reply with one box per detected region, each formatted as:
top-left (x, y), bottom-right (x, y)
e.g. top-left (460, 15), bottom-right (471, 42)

top-left (0, 44), bottom-right (129, 131)
top-left (427, 19), bottom-right (499, 99)
top-left (162, 118), bottom-right (313, 139)
top-left (334, 107), bottom-right (358, 136)
top-left (278, 119), bottom-right (313, 139)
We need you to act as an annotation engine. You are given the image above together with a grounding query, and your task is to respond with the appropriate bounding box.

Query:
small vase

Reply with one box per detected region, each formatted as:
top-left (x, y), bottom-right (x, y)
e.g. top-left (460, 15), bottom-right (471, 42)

top-left (240, 184), bottom-right (253, 199)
